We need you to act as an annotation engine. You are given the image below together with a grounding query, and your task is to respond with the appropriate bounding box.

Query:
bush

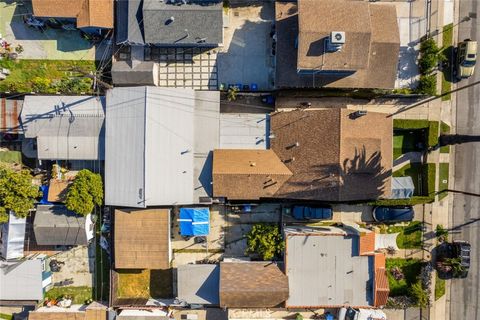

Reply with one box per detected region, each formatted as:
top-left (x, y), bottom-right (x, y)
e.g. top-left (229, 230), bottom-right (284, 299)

top-left (32, 77), bottom-right (51, 92)
top-left (416, 74), bottom-right (437, 96)
top-left (246, 223), bottom-right (284, 260)
top-left (435, 225), bottom-right (449, 241)
top-left (65, 169), bottom-right (103, 216)
top-left (419, 53), bottom-right (438, 74)
top-left (411, 280), bottom-right (430, 307)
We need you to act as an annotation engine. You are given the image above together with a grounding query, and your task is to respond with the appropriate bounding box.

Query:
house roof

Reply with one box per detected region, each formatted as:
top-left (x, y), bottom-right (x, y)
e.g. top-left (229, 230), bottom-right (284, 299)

top-left (373, 253), bottom-right (389, 307)
top-left (142, 0), bottom-right (223, 46)
top-left (105, 87), bottom-right (219, 207)
top-left (28, 302), bottom-right (107, 320)
top-left (219, 113), bottom-right (269, 149)
top-left (0, 98), bottom-right (22, 133)
top-left (177, 264), bottom-right (220, 304)
top-left (111, 61), bottom-right (159, 86)
top-left (270, 108), bottom-right (392, 201)
top-left (20, 96), bottom-right (105, 160)
top-left (116, 0), bottom-right (145, 44)
top-left (33, 205), bottom-right (88, 246)
top-left (0, 260), bottom-right (43, 301)
top-left (219, 262), bottom-right (289, 308)
top-left (213, 149), bottom-right (293, 200)
top-left (284, 227), bottom-right (372, 308)
top-left (114, 209), bottom-right (171, 269)
top-left (359, 231), bottom-right (376, 255)
top-left (48, 172), bottom-right (78, 203)
top-left (297, 0), bottom-right (371, 71)
top-left (32, 0), bottom-right (113, 28)
top-left (275, 0), bottom-right (400, 89)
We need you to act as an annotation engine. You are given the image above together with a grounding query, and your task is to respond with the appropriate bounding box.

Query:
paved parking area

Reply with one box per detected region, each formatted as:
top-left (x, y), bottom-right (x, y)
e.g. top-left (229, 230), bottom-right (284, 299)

top-left (0, 1), bottom-right (97, 60)
top-left (148, 47), bottom-right (218, 90)
top-left (51, 244), bottom-right (94, 287)
top-left (217, 4), bottom-right (275, 90)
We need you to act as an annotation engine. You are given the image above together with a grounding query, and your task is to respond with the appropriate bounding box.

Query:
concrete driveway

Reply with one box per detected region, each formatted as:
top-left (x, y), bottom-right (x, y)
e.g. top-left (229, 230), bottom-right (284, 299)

top-left (217, 4), bottom-right (275, 90)
top-left (0, 1), bottom-right (96, 60)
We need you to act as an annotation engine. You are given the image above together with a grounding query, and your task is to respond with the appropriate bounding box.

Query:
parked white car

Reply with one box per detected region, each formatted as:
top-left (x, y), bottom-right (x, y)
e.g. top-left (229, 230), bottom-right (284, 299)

top-left (338, 307), bottom-right (387, 320)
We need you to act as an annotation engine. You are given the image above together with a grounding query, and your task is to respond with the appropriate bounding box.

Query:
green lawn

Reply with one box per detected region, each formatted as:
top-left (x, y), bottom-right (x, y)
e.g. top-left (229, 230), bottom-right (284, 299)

top-left (386, 258), bottom-right (424, 297)
top-left (0, 59), bottom-right (95, 94)
top-left (45, 286), bottom-right (93, 304)
top-left (387, 221), bottom-right (423, 249)
top-left (0, 313), bottom-right (13, 320)
top-left (117, 269), bottom-right (173, 299)
top-left (438, 163), bottom-right (450, 200)
top-left (441, 24), bottom-right (454, 101)
top-left (393, 129), bottom-right (425, 160)
top-left (393, 119), bottom-right (439, 148)
top-left (440, 122), bottom-right (451, 153)
top-left (0, 151), bottom-right (22, 164)
top-left (435, 273), bottom-right (446, 300)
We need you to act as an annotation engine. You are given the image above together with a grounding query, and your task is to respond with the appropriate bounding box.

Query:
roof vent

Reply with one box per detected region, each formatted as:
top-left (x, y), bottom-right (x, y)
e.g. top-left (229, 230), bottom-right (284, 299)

top-left (349, 110), bottom-right (367, 119)
top-left (249, 161), bottom-right (256, 167)
top-left (326, 31), bottom-right (345, 52)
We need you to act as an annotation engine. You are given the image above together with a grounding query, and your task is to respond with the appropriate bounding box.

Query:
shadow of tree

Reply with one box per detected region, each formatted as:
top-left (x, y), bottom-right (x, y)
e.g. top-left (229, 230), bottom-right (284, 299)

top-left (278, 146), bottom-right (391, 202)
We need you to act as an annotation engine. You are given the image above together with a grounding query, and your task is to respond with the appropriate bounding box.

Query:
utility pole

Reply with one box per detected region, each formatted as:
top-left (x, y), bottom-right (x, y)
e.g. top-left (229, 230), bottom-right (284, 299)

top-left (388, 78), bottom-right (480, 117)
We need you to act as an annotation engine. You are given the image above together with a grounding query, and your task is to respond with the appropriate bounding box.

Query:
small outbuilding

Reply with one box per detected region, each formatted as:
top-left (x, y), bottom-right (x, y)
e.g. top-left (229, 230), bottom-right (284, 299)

top-left (33, 205), bottom-right (93, 246)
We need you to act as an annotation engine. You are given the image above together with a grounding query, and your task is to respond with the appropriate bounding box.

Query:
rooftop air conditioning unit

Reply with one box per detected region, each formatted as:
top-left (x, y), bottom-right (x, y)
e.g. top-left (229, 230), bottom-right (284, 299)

top-left (330, 31), bottom-right (346, 45)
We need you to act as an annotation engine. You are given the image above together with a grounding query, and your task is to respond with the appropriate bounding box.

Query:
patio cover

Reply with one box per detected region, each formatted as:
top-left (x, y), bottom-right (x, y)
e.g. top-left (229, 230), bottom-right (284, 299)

top-left (0, 213), bottom-right (26, 260)
top-left (179, 208), bottom-right (210, 236)
top-left (391, 176), bottom-right (415, 199)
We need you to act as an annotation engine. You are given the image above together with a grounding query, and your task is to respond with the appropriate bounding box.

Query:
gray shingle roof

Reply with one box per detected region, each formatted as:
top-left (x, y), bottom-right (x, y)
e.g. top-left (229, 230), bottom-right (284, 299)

top-left (111, 61), bottom-right (158, 86)
top-left (116, 0), bottom-right (145, 45)
top-left (143, 0), bottom-right (223, 46)
top-left (33, 205), bottom-right (89, 246)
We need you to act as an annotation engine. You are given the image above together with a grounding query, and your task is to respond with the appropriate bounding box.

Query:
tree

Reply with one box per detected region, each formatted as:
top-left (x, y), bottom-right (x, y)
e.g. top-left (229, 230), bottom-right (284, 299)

top-left (410, 280), bottom-right (430, 307)
top-left (246, 223), bottom-right (284, 260)
top-left (227, 86), bottom-right (239, 101)
top-left (435, 224), bottom-right (449, 242)
top-left (416, 74), bottom-right (437, 96)
top-left (65, 169), bottom-right (103, 216)
top-left (0, 165), bottom-right (40, 223)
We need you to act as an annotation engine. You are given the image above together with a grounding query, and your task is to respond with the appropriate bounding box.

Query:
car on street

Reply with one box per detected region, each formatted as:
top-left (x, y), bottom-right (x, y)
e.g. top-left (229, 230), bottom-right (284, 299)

top-left (439, 241), bottom-right (471, 278)
top-left (292, 205), bottom-right (333, 221)
top-left (372, 206), bottom-right (414, 223)
top-left (456, 39), bottom-right (477, 79)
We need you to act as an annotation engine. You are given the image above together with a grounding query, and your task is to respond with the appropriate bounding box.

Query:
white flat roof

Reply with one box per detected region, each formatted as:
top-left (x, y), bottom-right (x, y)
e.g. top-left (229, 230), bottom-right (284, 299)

top-left (285, 231), bottom-right (373, 308)
top-left (219, 113), bottom-right (269, 149)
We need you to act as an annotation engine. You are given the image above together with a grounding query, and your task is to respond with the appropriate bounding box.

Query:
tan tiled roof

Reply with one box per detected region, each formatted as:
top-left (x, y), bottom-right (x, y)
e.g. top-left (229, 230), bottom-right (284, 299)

top-left (374, 253), bottom-right (389, 307)
top-left (275, 1), bottom-right (400, 89)
top-left (32, 0), bottom-right (113, 28)
top-left (359, 232), bottom-right (376, 255)
top-left (114, 209), bottom-right (170, 269)
top-left (213, 149), bottom-right (293, 200)
top-left (219, 262), bottom-right (289, 308)
top-left (271, 109), bottom-right (392, 201)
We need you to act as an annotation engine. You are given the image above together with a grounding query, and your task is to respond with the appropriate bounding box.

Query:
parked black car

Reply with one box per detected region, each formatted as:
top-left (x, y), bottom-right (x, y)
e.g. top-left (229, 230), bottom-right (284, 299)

top-left (292, 205), bottom-right (333, 221)
top-left (437, 241), bottom-right (471, 278)
top-left (372, 206), bottom-right (414, 223)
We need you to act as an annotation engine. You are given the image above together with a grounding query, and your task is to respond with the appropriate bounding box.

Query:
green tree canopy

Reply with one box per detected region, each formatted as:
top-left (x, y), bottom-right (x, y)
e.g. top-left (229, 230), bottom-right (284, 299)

top-left (246, 223), bottom-right (284, 260)
top-left (65, 169), bottom-right (103, 216)
top-left (0, 165), bottom-right (40, 223)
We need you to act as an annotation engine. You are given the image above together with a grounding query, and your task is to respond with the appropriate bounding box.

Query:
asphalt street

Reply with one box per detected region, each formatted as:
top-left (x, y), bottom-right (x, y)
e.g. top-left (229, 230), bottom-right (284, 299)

top-left (451, 0), bottom-right (480, 319)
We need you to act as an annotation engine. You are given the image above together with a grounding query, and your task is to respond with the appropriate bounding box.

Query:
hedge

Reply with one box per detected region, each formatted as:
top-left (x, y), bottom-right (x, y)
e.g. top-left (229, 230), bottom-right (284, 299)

top-left (393, 119), bottom-right (440, 148)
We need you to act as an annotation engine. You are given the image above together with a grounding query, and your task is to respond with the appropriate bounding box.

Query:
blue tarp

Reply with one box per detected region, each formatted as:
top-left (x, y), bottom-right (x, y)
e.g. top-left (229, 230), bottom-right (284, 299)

top-left (179, 208), bottom-right (210, 236)
top-left (39, 185), bottom-right (52, 205)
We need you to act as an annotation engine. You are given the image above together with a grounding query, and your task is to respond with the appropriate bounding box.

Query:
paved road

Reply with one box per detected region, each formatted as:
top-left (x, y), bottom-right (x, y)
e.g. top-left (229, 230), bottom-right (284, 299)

top-left (451, 0), bottom-right (480, 319)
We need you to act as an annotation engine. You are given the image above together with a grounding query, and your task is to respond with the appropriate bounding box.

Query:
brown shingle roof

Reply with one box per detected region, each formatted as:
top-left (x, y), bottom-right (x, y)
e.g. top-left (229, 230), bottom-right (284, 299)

top-left (297, 0), bottom-right (371, 71)
top-left (28, 312), bottom-right (86, 320)
top-left (219, 262), bottom-right (289, 308)
top-left (212, 149), bottom-right (293, 200)
top-left (32, 0), bottom-right (113, 28)
top-left (114, 209), bottom-right (171, 269)
top-left (275, 0), bottom-right (400, 89)
top-left (271, 108), bottom-right (392, 201)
